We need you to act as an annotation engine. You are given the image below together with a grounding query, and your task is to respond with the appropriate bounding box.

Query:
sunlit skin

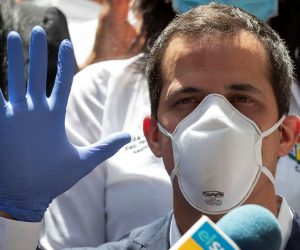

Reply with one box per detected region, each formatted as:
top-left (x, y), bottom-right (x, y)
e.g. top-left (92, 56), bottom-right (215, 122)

top-left (144, 31), bottom-right (298, 235)
top-left (82, 0), bottom-right (144, 68)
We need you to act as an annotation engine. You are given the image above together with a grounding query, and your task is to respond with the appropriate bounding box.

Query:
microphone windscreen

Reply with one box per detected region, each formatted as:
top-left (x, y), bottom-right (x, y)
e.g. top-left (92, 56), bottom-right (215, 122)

top-left (217, 204), bottom-right (282, 250)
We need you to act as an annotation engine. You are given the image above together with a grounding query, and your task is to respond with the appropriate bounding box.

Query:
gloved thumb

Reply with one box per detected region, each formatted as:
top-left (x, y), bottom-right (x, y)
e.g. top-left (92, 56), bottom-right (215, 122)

top-left (77, 132), bottom-right (131, 174)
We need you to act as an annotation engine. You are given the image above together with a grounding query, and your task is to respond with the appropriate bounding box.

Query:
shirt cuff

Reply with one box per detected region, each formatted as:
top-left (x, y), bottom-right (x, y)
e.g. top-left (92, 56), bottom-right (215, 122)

top-left (0, 216), bottom-right (41, 250)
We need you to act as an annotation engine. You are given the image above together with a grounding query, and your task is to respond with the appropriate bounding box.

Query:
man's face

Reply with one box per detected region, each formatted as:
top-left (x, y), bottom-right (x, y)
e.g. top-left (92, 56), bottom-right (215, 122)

top-left (157, 31), bottom-right (280, 171)
top-left (152, 31), bottom-right (283, 207)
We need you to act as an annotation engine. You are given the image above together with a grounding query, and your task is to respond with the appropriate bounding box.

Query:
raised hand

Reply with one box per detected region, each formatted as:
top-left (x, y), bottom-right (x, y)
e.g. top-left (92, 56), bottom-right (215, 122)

top-left (82, 0), bottom-right (143, 67)
top-left (0, 26), bottom-right (130, 222)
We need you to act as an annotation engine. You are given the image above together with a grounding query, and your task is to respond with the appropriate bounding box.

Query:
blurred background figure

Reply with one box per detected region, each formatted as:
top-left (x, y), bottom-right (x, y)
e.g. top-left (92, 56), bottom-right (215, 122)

top-left (20, 0), bottom-right (102, 68)
top-left (38, 1), bottom-right (175, 249)
top-left (18, 0), bottom-right (146, 69)
top-left (271, 0), bottom-right (300, 216)
top-left (82, 0), bottom-right (145, 68)
top-left (171, 0), bottom-right (278, 20)
top-left (2, 0), bottom-right (155, 92)
top-left (0, 0), bottom-right (71, 97)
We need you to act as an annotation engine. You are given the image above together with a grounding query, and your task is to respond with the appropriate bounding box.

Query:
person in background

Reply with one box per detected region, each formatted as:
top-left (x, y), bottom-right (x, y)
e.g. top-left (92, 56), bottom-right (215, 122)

top-left (0, 0), bottom-right (71, 97)
top-left (271, 0), bottom-right (300, 216)
top-left (16, 0), bottom-right (102, 67)
top-left (81, 0), bottom-right (146, 68)
top-left (20, 0), bottom-right (146, 69)
top-left (39, 1), bottom-right (175, 249)
top-left (170, 0), bottom-right (279, 21)
top-left (0, 4), bottom-right (299, 250)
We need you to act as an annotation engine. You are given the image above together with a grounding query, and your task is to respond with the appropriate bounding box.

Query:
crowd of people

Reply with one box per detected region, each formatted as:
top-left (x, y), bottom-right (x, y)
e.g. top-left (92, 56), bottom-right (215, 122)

top-left (0, 1), bottom-right (299, 250)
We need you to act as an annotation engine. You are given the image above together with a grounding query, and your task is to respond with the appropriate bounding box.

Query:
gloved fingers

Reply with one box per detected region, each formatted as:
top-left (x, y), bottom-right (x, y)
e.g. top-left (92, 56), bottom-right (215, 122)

top-left (27, 26), bottom-right (47, 101)
top-left (50, 40), bottom-right (75, 110)
top-left (7, 31), bottom-right (26, 105)
top-left (78, 132), bottom-right (131, 174)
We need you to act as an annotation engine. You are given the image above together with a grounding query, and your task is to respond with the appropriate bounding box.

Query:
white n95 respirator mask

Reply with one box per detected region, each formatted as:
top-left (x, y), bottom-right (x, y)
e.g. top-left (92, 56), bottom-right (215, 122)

top-left (157, 94), bottom-right (285, 214)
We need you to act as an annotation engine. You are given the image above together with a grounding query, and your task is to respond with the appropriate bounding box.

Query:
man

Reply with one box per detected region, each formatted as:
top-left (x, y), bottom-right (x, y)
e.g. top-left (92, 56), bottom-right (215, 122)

top-left (143, 3), bottom-right (299, 249)
top-left (0, 3), bottom-right (299, 250)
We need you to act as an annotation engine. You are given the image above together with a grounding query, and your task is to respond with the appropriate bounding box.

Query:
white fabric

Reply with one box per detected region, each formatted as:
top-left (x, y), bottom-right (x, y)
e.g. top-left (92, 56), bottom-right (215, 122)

top-left (0, 217), bottom-right (41, 250)
top-left (39, 54), bottom-right (173, 249)
top-left (169, 214), bottom-right (181, 248)
top-left (275, 151), bottom-right (300, 215)
top-left (169, 197), bottom-right (293, 250)
top-left (275, 81), bottom-right (300, 215)
top-left (278, 197), bottom-right (293, 250)
top-left (289, 81), bottom-right (300, 116)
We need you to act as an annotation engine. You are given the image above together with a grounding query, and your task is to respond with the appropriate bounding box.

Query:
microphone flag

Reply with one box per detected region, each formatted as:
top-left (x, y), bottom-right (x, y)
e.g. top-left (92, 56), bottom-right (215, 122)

top-left (170, 215), bottom-right (240, 250)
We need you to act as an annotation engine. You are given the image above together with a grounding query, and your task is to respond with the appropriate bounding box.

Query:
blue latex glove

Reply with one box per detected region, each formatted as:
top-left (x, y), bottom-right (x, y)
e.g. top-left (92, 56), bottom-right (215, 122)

top-left (0, 26), bottom-right (131, 222)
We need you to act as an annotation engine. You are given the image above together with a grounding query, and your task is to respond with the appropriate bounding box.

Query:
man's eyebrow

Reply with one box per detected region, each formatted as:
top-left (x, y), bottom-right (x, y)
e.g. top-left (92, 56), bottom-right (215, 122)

top-left (166, 87), bottom-right (204, 98)
top-left (226, 83), bottom-right (261, 93)
top-left (165, 83), bottom-right (263, 100)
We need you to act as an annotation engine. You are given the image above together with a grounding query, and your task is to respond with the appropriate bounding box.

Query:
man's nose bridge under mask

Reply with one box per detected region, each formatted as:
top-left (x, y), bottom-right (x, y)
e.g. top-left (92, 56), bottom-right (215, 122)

top-left (158, 94), bottom-right (260, 136)
top-left (157, 94), bottom-right (284, 139)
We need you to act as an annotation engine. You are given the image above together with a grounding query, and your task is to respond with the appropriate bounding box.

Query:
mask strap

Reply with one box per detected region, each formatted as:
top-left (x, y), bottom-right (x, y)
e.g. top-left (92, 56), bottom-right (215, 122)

top-left (261, 166), bottom-right (275, 184)
top-left (157, 122), bottom-right (179, 182)
top-left (157, 122), bottom-right (172, 137)
top-left (170, 167), bottom-right (179, 182)
top-left (261, 115), bottom-right (286, 137)
top-left (259, 116), bottom-right (286, 185)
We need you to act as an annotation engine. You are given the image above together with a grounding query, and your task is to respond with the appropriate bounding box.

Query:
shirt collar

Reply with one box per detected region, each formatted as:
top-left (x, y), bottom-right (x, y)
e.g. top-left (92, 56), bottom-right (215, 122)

top-left (277, 196), bottom-right (293, 249)
top-left (169, 197), bottom-right (293, 249)
top-left (169, 213), bottom-right (181, 248)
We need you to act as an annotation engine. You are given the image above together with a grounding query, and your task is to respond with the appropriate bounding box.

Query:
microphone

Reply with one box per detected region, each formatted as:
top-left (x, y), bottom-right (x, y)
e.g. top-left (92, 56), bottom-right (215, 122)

top-left (170, 204), bottom-right (282, 250)
top-left (217, 204), bottom-right (282, 250)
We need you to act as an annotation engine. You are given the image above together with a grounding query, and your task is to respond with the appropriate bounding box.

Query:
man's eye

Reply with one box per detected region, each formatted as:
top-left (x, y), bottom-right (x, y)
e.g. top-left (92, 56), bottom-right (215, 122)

top-left (232, 95), bottom-right (253, 103)
top-left (175, 98), bottom-right (198, 105)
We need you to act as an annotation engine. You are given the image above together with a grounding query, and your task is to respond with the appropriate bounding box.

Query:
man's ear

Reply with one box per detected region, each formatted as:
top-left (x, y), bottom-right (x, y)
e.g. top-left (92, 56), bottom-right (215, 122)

top-left (278, 115), bottom-right (300, 157)
top-left (143, 116), bottom-right (162, 157)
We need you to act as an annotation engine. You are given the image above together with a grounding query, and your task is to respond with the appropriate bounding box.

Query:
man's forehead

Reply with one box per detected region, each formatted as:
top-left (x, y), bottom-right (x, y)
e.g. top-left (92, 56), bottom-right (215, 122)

top-left (163, 31), bottom-right (265, 60)
top-left (160, 31), bottom-right (270, 82)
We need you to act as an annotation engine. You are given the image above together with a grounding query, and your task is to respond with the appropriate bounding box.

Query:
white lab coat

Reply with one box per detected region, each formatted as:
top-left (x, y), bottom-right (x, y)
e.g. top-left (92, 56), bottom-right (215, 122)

top-left (38, 54), bottom-right (173, 249)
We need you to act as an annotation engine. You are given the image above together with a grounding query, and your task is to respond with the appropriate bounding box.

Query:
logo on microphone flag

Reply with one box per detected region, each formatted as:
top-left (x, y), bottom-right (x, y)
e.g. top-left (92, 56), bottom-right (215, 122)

top-left (170, 216), bottom-right (240, 250)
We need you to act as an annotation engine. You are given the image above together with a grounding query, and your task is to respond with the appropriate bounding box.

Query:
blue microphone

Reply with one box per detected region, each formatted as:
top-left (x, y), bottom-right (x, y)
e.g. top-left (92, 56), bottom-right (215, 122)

top-left (170, 204), bottom-right (282, 250)
top-left (217, 204), bottom-right (282, 250)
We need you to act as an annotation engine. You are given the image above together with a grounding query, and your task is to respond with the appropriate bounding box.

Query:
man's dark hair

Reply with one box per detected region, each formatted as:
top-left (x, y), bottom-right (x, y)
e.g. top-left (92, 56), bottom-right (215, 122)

top-left (146, 3), bottom-right (294, 119)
